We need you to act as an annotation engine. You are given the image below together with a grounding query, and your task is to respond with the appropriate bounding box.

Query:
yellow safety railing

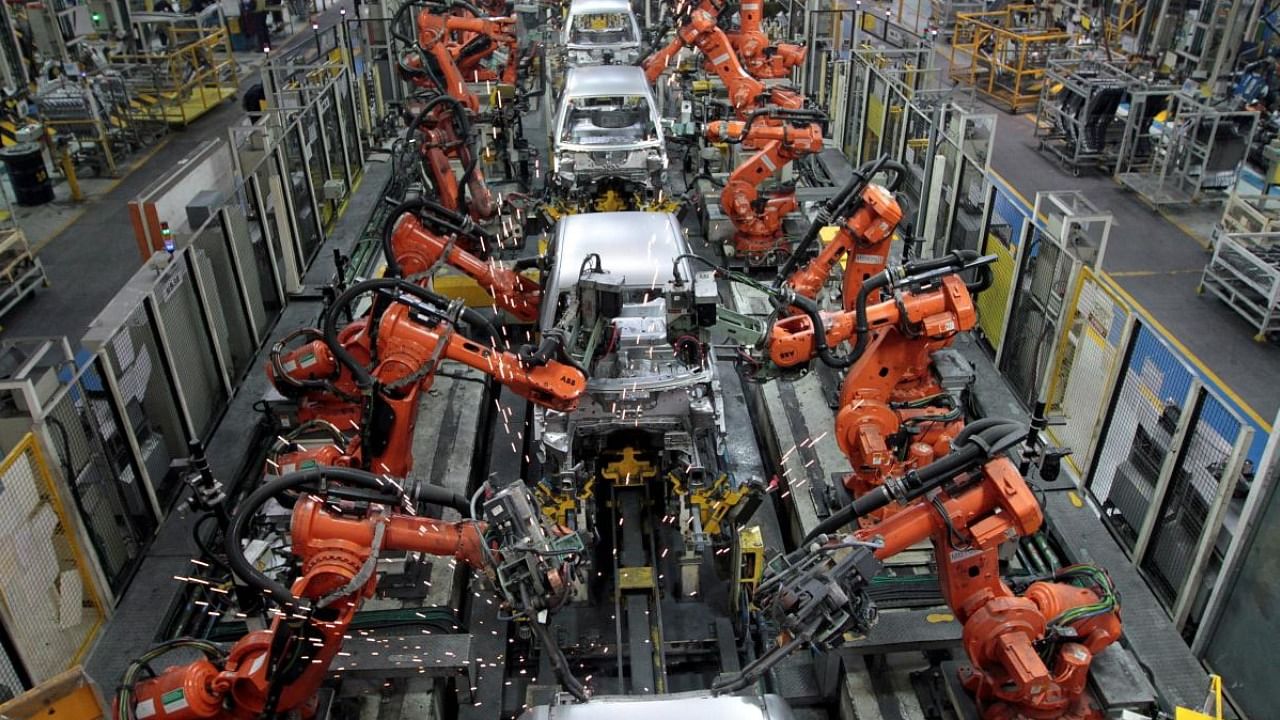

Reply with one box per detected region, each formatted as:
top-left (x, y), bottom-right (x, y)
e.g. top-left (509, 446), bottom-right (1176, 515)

top-left (110, 26), bottom-right (239, 126)
top-left (948, 5), bottom-right (1071, 113)
top-left (0, 434), bottom-right (106, 683)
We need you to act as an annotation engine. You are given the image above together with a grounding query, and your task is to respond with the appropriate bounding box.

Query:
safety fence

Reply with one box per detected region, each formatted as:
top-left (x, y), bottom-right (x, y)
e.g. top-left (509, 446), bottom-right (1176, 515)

top-left (0, 35), bottom-right (394, 684)
top-left (1193, 413), bottom-right (1280, 720)
top-left (804, 22), bottom-right (994, 265)
top-left (984, 179), bottom-right (1267, 644)
top-left (817, 47), bottom-right (1277, 675)
top-left (0, 434), bottom-right (106, 690)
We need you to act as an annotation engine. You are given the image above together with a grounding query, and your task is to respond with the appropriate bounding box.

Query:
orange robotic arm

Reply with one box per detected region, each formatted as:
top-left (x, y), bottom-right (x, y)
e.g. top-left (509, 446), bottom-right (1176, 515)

top-left (706, 116), bottom-right (823, 264)
top-left (764, 265), bottom-right (979, 503)
top-left (784, 184), bottom-right (902, 302)
top-left (404, 94), bottom-right (497, 222)
top-left (267, 279), bottom-right (583, 476)
top-left (120, 469), bottom-right (488, 720)
top-left (641, 3), bottom-right (803, 115)
top-left (765, 271), bottom-right (976, 371)
top-left (416, 11), bottom-right (516, 111)
top-left (846, 455), bottom-right (1122, 720)
top-left (727, 0), bottom-right (806, 79)
top-left (721, 425), bottom-right (1122, 720)
top-left (389, 212), bottom-right (540, 322)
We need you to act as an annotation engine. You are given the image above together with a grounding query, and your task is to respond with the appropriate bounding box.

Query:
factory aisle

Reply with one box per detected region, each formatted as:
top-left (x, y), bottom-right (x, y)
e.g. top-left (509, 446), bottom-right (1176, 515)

top-left (0, 14), bottom-right (344, 344)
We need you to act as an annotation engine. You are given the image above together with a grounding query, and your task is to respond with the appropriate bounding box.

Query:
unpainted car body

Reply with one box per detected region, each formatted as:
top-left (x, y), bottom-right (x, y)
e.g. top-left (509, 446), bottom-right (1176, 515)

top-left (533, 212), bottom-right (724, 533)
top-left (562, 0), bottom-right (643, 66)
top-left (551, 66), bottom-right (668, 204)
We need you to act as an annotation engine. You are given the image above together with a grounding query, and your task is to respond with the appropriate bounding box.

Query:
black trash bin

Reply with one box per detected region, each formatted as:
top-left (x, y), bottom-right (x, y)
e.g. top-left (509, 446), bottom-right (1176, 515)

top-left (0, 143), bottom-right (53, 206)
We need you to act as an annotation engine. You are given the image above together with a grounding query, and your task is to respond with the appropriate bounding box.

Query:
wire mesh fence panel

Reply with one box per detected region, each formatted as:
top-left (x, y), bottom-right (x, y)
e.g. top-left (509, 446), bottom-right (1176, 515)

top-left (1086, 323), bottom-right (1195, 553)
top-left (898, 106), bottom-right (932, 229)
top-left (1201, 436), bottom-right (1280, 720)
top-left (247, 167), bottom-right (292, 309)
top-left (283, 124), bottom-right (322, 261)
top-left (41, 357), bottom-right (155, 594)
top-left (191, 226), bottom-right (255, 382)
top-left (1046, 270), bottom-right (1131, 476)
top-left (150, 255), bottom-right (227, 440)
top-left (1140, 391), bottom-right (1244, 614)
top-left (1000, 228), bottom-right (1074, 407)
top-left (322, 86), bottom-right (349, 191)
top-left (945, 157), bottom-right (989, 257)
top-left (846, 62), bottom-right (867, 162)
top-left (100, 303), bottom-right (186, 508)
top-left (334, 79), bottom-right (358, 181)
top-left (861, 72), bottom-right (887, 163)
top-left (974, 189), bottom-right (1024, 348)
top-left (0, 435), bottom-right (106, 683)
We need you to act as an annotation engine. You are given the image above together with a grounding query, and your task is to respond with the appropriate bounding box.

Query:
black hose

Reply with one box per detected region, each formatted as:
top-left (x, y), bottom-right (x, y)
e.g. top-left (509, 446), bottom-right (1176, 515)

top-left (801, 419), bottom-right (1026, 543)
top-left (225, 467), bottom-right (468, 610)
top-left (322, 277), bottom-right (499, 388)
top-left (775, 156), bottom-right (907, 286)
top-left (531, 620), bottom-right (589, 702)
top-left (193, 513), bottom-right (231, 572)
top-left (404, 93), bottom-right (479, 214)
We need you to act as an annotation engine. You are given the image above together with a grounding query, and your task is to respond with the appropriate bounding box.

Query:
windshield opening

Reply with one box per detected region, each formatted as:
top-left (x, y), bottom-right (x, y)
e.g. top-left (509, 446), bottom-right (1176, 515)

top-left (560, 95), bottom-right (656, 145)
top-left (570, 12), bottom-right (636, 44)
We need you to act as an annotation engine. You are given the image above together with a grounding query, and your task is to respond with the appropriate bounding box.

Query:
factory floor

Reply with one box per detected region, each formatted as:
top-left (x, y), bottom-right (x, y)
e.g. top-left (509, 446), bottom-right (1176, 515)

top-left (0, 2), bottom-right (1261, 714)
top-left (0, 15), bottom-right (338, 343)
top-left (985, 111), bottom-right (1280, 425)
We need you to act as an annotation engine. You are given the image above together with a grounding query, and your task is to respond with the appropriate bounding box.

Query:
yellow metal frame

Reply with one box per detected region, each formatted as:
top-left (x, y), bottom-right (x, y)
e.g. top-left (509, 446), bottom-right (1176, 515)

top-left (0, 666), bottom-right (107, 719)
top-left (737, 526), bottom-right (764, 590)
top-left (1105, 0), bottom-right (1143, 48)
top-left (0, 434), bottom-right (106, 678)
top-left (111, 25), bottom-right (239, 126)
top-left (948, 5), bottom-right (1070, 113)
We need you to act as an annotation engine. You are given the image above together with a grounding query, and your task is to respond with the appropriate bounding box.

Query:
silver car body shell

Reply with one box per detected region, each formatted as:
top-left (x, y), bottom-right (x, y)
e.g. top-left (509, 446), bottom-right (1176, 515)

top-left (552, 66), bottom-right (667, 193)
top-left (535, 212), bottom-right (724, 477)
top-left (518, 692), bottom-right (798, 720)
top-left (563, 0), bottom-right (642, 65)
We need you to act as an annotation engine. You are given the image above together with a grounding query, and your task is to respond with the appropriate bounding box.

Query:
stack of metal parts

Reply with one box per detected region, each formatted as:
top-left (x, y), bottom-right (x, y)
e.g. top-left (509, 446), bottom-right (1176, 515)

top-left (1035, 58), bottom-right (1135, 175)
top-left (1199, 230), bottom-right (1280, 341)
top-left (35, 76), bottom-right (150, 177)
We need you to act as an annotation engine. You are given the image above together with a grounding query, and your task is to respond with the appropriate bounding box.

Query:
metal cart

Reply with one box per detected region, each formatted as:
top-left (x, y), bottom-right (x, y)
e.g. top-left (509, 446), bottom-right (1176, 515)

top-left (1034, 57), bottom-right (1136, 176)
top-left (0, 228), bottom-right (48, 329)
top-left (1199, 231), bottom-right (1280, 341)
top-left (1115, 90), bottom-right (1259, 206)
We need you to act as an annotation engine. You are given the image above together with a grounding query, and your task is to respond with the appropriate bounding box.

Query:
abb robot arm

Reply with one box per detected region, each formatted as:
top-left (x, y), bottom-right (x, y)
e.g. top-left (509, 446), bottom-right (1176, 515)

top-left (268, 279), bottom-right (584, 476)
top-left (726, 0), bottom-right (805, 79)
top-left (763, 251), bottom-right (989, 502)
top-left (641, 0), bottom-right (803, 114)
top-left (764, 251), bottom-right (986, 371)
top-left (717, 423), bottom-right (1122, 720)
top-left (403, 95), bottom-right (497, 221)
top-left (414, 10), bottom-right (517, 111)
top-left (705, 111), bottom-right (824, 264)
top-left (385, 209), bottom-right (540, 322)
top-left (776, 156), bottom-right (910, 304)
top-left (118, 468), bottom-right (581, 719)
